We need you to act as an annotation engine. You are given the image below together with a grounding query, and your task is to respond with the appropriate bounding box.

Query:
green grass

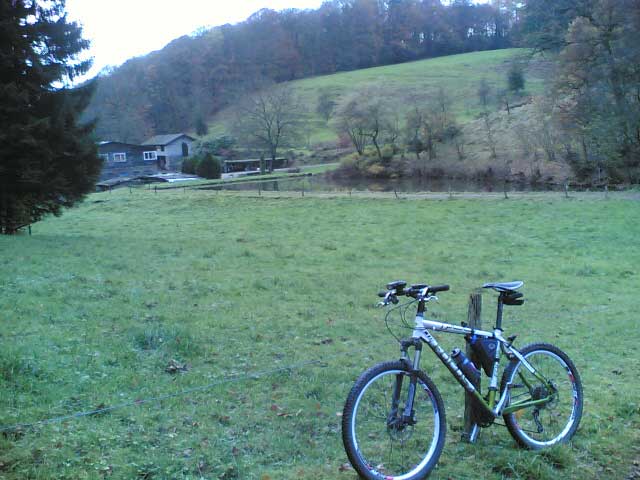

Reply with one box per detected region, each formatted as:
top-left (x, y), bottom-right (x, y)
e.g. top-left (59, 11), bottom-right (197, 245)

top-left (1, 190), bottom-right (639, 479)
top-left (205, 48), bottom-right (547, 146)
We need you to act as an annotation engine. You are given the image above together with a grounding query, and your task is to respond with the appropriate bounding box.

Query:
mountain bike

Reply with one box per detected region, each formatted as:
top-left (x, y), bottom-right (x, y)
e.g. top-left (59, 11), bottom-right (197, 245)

top-left (341, 281), bottom-right (583, 480)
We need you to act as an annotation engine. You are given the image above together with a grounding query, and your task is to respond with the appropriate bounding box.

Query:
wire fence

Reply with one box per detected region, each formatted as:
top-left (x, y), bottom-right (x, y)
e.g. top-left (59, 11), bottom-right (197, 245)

top-left (103, 179), bottom-right (634, 202)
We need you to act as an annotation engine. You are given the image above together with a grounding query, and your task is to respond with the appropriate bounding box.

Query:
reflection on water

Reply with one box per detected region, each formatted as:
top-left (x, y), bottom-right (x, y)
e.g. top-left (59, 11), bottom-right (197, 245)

top-left (213, 173), bottom-right (560, 193)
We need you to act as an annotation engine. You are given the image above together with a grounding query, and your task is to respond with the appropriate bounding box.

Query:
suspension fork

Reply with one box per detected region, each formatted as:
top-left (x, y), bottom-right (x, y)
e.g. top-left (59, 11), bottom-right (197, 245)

top-left (389, 338), bottom-right (423, 427)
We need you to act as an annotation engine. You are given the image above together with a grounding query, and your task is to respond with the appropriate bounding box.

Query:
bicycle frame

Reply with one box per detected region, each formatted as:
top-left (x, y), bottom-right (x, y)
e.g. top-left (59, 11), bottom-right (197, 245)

top-left (400, 305), bottom-right (555, 421)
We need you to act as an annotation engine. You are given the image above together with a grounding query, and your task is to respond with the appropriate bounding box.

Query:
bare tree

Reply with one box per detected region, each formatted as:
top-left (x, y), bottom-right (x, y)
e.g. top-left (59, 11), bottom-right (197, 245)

top-left (404, 96), bottom-right (450, 167)
top-left (233, 86), bottom-right (306, 170)
top-left (333, 88), bottom-right (393, 160)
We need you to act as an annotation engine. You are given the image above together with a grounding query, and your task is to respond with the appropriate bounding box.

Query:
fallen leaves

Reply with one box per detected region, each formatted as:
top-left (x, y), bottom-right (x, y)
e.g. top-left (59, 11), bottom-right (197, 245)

top-left (165, 359), bottom-right (189, 374)
top-left (270, 404), bottom-right (303, 418)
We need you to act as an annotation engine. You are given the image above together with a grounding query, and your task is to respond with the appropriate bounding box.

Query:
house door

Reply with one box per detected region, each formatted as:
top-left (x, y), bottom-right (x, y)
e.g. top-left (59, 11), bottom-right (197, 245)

top-left (158, 156), bottom-right (168, 170)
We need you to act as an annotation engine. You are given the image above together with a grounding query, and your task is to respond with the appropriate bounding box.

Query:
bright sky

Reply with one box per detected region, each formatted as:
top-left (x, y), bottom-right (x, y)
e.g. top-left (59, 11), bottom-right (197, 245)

top-left (66, 0), bottom-right (325, 80)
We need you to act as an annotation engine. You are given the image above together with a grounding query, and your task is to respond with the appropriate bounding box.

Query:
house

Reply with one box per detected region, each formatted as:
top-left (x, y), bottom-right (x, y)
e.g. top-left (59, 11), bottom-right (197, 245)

top-left (141, 133), bottom-right (196, 172)
top-left (97, 133), bottom-right (195, 181)
top-left (97, 141), bottom-right (161, 180)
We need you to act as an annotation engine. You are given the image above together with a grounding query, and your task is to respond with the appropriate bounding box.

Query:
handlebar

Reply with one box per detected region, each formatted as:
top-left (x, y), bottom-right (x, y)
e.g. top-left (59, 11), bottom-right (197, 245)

top-left (377, 281), bottom-right (450, 306)
top-left (429, 285), bottom-right (450, 293)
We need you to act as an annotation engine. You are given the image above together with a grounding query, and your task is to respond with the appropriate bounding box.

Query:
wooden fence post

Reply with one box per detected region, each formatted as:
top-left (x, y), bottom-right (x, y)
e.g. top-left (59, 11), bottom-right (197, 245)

top-left (462, 292), bottom-right (482, 443)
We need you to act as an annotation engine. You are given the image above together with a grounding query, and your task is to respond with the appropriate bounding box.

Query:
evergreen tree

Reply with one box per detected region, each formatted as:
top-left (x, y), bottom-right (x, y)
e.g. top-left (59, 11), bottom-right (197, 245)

top-left (0, 0), bottom-right (101, 234)
top-left (507, 62), bottom-right (525, 94)
top-left (195, 153), bottom-right (222, 179)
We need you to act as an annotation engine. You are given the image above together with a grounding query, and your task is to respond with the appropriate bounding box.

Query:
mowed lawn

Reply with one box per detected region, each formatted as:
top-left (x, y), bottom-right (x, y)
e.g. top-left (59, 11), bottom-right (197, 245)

top-left (0, 189), bottom-right (638, 479)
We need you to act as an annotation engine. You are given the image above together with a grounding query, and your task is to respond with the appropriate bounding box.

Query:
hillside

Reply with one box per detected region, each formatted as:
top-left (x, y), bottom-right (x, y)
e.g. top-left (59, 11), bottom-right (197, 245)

top-left (208, 48), bottom-right (545, 142)
top-left (83, 1), bottom-right (519, 143)
top-left (203, 48), bottom-right (564, 180)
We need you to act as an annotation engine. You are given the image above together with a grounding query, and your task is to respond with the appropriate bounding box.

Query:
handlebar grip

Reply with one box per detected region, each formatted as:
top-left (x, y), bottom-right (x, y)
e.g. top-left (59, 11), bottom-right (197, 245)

top-left (429, 284), bottom-right (450, 293)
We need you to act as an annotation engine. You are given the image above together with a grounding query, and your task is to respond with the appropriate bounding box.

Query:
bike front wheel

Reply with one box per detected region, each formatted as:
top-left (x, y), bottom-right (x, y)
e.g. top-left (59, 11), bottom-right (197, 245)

top-left (342, 361), bottom-right (446, 480)
top-left (501, 343), bottom-right (583, 449)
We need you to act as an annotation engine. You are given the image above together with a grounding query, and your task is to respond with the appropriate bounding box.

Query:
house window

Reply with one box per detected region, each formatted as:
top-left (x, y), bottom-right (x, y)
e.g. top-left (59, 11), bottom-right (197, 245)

top-left (113, 153), bottom-right (127, 162)
top-left (181, 142), bottom-right (189, 157)
top-left (98, 153), bottom-right (109, 162)
top-left (143, 151), bottom-right (157, 161)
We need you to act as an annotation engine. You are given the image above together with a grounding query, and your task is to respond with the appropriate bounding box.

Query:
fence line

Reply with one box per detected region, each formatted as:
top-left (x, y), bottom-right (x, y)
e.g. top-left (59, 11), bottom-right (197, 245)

top-left (119, 183), bottom-right (632, 201)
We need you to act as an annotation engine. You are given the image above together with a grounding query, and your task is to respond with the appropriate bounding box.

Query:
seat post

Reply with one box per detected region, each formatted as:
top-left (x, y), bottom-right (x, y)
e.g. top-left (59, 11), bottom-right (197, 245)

top-left (495, 293), bottom-right (505, 330)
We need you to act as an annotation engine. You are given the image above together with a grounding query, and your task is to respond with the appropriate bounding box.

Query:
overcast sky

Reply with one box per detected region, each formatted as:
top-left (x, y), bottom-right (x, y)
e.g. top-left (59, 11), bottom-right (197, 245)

top-left (66, 0), bottom-right (325, 81)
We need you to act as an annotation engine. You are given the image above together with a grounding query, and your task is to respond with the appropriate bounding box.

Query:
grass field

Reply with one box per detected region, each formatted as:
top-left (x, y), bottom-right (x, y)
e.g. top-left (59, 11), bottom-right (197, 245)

top-left (204, 48), bottom-right (547, 146)
top-left (1, 189), bottom-right (639, 479)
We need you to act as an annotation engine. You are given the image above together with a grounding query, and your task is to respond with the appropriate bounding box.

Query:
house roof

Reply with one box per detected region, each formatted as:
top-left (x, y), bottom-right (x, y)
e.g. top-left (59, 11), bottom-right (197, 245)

top-left (141, 133), bottom-right (195, 146)
top-left (97, 140), bottom-right (143, 149)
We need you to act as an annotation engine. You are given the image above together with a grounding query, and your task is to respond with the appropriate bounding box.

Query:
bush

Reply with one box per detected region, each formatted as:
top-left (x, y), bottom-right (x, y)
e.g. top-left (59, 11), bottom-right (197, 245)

top-left (181, 157), bottom-right (199, 175)
top-left (196, 153), bottom-right (222, 179)
top-left (381, 145), bottom-right (395, 163)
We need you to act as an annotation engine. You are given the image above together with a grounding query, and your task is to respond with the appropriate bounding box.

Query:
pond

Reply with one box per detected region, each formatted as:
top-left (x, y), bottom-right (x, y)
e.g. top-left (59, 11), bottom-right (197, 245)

top-left (212, 173), bottom-right (563, 194)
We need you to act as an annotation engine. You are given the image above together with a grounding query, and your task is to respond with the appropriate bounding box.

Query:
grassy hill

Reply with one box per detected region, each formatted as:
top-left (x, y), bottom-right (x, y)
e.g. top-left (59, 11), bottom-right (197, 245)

top-left (1, 188), bottom-right (638, 478)
top-left (204, 48), bottom-right (549, 147)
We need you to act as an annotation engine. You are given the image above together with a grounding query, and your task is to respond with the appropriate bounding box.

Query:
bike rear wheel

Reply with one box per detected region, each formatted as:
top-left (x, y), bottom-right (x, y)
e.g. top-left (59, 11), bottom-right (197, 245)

top-left (501, 343), bottom-right (583, 449)
top-left (342, 361), bottom-right (446, 480)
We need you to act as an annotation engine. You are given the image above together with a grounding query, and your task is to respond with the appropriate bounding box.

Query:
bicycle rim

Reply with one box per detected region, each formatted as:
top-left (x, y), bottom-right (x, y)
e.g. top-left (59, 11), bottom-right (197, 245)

top-left (350, 369), bottom-right (441, 479)
top-left (507, 350), bottom-right (580, 447)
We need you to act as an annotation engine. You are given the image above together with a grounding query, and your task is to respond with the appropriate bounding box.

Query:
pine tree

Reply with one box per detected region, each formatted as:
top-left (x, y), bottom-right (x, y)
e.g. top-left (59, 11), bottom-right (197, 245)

top-left (0, 0), bottom-right (101, 234)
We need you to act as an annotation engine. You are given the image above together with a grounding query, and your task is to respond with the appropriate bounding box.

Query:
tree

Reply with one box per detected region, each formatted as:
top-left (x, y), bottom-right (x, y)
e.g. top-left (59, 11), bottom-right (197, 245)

top-left (232, 86), bottom-right (305, 171)
top-left (316, 88), bottom-right (338, 123)
top-left (507, 61), bottom-right (525, 94)
top-left (195, 153), bottom-right (222, 179)
top-left (333, 88), bottom-right (394, 160)
top-left (404, 89), bottom-right (458, 172)
top-left (554, 0), bottom-right (640, 182)
top-left (0, 0), bottom-right (101, 234)
top-left (194, 114), bottom-right (209, 136)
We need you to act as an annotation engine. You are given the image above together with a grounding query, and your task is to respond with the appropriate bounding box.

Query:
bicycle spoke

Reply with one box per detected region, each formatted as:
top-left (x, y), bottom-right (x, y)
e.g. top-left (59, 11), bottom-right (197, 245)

top-left (347, 367), bottom-right (442, 478)
top-left (504, 346), bottom-right (582, 448)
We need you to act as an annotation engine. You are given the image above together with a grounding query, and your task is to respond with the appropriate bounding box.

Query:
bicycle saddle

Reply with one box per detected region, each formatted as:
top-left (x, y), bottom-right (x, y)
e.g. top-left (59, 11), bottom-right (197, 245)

top-left (482, 281), bottom-right (523, 292)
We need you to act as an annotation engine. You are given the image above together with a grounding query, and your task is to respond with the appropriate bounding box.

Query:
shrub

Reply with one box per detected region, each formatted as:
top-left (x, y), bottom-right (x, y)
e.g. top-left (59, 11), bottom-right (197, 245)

top-left (336, 152), bottom-right (363, 176)
top-left (181, 157), bottom-right (199, 175)
top-left (366, 163), bottom-right (386, 177)
top-left (381, 145), bottom-right (395, 163)
top-left (196, 153), bottom-right (222, 179)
